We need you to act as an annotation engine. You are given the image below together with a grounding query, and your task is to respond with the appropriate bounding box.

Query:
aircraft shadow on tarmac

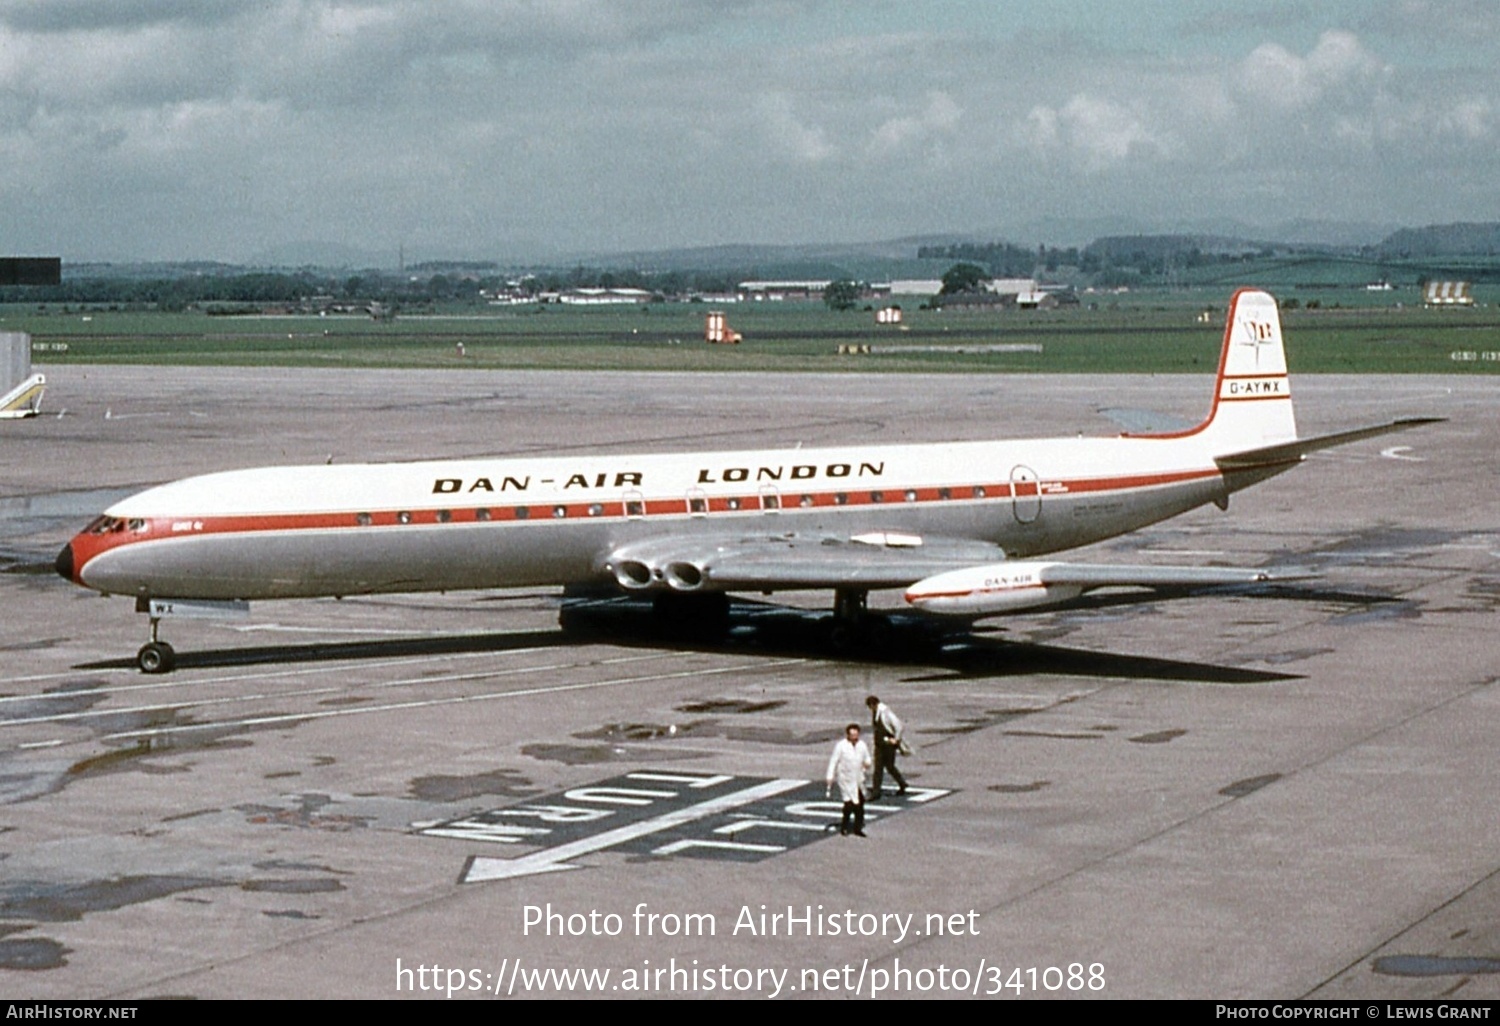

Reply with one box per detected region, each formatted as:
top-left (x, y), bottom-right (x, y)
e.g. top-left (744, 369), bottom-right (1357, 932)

top-left (72, 584), bottom-right (1399, 684)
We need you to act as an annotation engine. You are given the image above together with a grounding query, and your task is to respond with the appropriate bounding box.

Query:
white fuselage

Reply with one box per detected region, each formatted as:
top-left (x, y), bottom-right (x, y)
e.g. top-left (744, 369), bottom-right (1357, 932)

top-left (66, 432), bottom-right (1243, 601)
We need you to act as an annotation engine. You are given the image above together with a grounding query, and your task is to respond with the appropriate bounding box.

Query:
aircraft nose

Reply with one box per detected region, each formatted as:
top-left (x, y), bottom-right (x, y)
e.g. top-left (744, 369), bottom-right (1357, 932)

top-left (56, 542), bottom-right (74, 582)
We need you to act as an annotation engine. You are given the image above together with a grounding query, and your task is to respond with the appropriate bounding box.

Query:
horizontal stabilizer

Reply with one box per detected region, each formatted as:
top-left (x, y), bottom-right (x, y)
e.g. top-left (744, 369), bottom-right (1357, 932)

top-left (1216, 417), bottom-right (1445, 471)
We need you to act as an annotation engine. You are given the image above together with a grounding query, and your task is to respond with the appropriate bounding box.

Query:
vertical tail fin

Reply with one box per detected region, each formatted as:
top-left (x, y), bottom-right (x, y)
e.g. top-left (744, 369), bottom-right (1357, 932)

top-left (1203, 288), bottom-right (1297, 450)
top-left (1130, 289), bottom-right (1299, 451)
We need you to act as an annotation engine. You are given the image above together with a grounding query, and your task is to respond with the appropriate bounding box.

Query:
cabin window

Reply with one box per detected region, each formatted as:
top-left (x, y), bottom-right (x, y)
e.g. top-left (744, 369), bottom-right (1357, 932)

top-left (397, 511), bottom-right (412, 524)
top-left (588, 503), bottom-right (603, 517)
top-left (355, 512), bottom-right (373, 526)
top-left (799, 495), bottom-right (814, 508)
top-left (761, 494), bottom-right (780, 511)
top-left (834, 493), bottom-right (848, 505)
top-left (938, 488), bottom-right (951, 501)
top-left (625, 500), bottom-right (645, 517)
top-left (727, 497), bottom-right (741, 511)
top-left (436, 510), bottom-right (452, 523)
top-left (870, 491), bottom-right (884, 503)
top-left (514, 506), bottom-right (530, 520)
top-left (475, 508), bottom-right (491, 521)
top-left (972, 486), bottom-right (986, 498)
top-left (552, 505), bottom-right (567, 518)
top-left (689, 497), bottom-right (708, 515)
top-left (904, 490), bottom-right (917, 502)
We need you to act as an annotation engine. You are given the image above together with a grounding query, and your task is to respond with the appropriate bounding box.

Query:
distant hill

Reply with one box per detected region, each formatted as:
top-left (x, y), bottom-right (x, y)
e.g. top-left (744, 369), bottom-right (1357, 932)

top-left (1375, 222), bottom-right (1500, 257)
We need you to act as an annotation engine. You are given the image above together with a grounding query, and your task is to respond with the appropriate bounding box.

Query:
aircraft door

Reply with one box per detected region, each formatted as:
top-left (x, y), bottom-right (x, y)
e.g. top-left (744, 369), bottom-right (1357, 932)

top-left (1011, 465), bottom-right (1041, 524)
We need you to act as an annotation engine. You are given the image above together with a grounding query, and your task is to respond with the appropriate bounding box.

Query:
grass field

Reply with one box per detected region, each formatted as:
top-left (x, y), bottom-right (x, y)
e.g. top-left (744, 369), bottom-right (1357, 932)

top-left (8, 287), bottom-right (1500, 374)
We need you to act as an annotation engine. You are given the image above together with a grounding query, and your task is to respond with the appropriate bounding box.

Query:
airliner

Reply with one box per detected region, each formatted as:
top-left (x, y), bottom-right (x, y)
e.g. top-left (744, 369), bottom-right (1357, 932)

top-left (56, 289), bottom-right (1438, 673)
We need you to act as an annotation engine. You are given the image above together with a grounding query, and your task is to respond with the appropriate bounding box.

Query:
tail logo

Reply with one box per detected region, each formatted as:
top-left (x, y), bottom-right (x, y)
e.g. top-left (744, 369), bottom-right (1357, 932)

top-left (1234, 315), bottom-right (1279, 369)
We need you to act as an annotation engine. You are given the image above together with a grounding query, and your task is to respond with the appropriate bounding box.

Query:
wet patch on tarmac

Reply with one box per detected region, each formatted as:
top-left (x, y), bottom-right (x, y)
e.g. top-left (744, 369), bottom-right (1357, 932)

top-left (574, 719), bottom-right (831, 749)
top-left (930, 707), bottom-right (1045, 735)
top-left (1372, 955), bottom-right (1500, 976)
top-left (0, 637), bottom-right (68, 652)
top-left (0, 936), bottom-right (72, 970)
top-left (240, 878), bottom-right (345, 894)
top-left (1219, 773), bottom-right (1282, 798)
top-left (1467, 576), bottom-right (1500, 600)
top-left (0, 678), bottom-right (110, 722)
top-left (576, 721), bottom-right (702, 742)
top-left (718, 724), bottom-right (831, 745)
top-left (0, 875), bottom-right (230, 921)
top-left (237, 793), bottom-right (374, 831)
top-left (1129, 728), bottom-right (1187, 744)
top-left (161, 807), bottom-right (220, 822)
top-left (1240, 647), bottom-right (1335, 665)
top-left (988, 780), bottom-right (1051, 794)
top-left (1427, 575), bottom-right (1500, 614)
top-left (521, 742), bottom-right (707, 765)
top-left (1003, 730), bottom-right (1107, 740)
top-left (674, 699), bottom-right (787, 714)
top-left (1330, 600), bottom-right (1422, 626)
top-left (408, 768), bottom-right (538, 802)
top-left (0, 759), bottom-right (71, 805)
top-left (254, 858), bottom-right (349, 875)
top-left (68, 741), bottom-right (190, 780)
top-left (1313, 527), bottom-right (1470, 565)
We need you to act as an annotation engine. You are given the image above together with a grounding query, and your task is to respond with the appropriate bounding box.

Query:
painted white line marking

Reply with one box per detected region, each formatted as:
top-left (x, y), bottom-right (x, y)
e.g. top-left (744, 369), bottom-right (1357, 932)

top-left (464, 778), bottom-right (805, 882)
top-left (94, 659), bottom-right (809, 745)
top-left (0, 652), bottom-right (674, 729)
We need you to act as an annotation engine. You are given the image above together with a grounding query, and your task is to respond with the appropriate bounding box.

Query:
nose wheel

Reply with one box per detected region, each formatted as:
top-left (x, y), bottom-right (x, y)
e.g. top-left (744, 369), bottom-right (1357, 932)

top-left (137, 641), bottom-right (176, 674)
top-left (137, 616), bottom-right (176, 674)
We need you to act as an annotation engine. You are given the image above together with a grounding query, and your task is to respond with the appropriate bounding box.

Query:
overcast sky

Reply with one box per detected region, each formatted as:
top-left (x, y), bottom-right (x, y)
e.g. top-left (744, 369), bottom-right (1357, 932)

top-left (2, 0), bottom-right (1497, 263)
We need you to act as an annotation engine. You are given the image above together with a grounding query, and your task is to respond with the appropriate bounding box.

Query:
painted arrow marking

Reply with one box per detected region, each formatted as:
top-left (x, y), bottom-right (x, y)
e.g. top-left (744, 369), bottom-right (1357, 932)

top-left (461, 778), bottom-right (807, 883)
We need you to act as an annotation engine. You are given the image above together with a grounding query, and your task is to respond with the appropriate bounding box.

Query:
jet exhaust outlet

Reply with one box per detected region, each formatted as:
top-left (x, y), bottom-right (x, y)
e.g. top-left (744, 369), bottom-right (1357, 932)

top-left (664, 561), bottom-right (704, 590)
top-left (615, 560), bottom-right (653, 589)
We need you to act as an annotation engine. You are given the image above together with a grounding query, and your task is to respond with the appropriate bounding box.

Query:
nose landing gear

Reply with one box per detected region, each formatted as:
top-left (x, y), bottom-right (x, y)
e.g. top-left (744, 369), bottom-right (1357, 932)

top-left (137, 614), bottom-right (175, 674)
top-left (130, 597), bottom-right (249, 674)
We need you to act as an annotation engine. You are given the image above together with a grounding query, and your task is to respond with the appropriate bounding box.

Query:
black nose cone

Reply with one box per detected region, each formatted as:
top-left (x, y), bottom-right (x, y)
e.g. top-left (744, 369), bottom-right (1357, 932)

top-left (56, 543), bottom-right (74, 582)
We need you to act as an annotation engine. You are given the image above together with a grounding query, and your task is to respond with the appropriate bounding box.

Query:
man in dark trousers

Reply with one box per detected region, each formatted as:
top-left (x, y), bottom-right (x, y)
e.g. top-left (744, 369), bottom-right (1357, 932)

top-left (866, 694), bottom-right (908, 799)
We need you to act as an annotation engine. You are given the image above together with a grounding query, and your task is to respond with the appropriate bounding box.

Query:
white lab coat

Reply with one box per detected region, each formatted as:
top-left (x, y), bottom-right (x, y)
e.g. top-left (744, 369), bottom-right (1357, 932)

top-left (826, 738), bottom-right (872, 802)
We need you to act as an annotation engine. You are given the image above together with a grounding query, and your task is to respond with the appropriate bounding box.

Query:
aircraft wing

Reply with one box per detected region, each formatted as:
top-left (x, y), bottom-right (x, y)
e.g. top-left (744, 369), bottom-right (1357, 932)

top-left (904, 560), bottom-right (1313, 616)
top-left (601, 531), bottom-right (1010, 593)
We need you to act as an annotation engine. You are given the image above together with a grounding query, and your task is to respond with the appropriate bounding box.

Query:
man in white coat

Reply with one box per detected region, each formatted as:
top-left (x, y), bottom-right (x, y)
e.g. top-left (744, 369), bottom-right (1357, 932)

top-left (825, 723), bottom-right (873, 837)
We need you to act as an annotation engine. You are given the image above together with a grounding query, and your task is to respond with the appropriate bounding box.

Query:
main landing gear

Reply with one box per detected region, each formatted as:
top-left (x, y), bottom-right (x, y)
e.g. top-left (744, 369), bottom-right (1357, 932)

top-left (829, 587), bottom-right (876, 651)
